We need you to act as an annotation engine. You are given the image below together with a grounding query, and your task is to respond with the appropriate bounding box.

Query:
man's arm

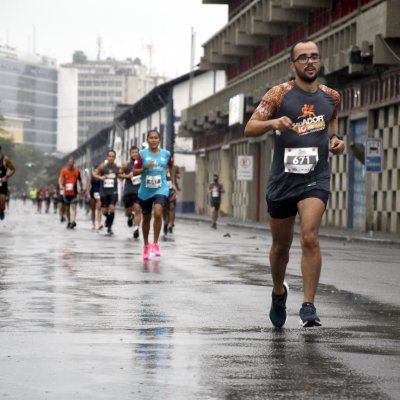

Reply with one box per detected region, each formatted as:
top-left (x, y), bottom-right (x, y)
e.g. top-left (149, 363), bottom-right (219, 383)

top-left (118, 161), bottom-right (130, 179)
top-left (93, 164), bottom-right (105, 180)
top-left (244, 116), bottom-right (293, 137)
top-left (85, 175), bottom-right (91, 193)
top-left (77, 171), bottom-right (84, 192)
top-left (328, 118), bottom-right (345, 155)
top-left (2, 157), bottom-right (16, 181)
top-left (168, 165), bottom-right (176, 191)
top-left (58, 170), bottom-right (64, 188)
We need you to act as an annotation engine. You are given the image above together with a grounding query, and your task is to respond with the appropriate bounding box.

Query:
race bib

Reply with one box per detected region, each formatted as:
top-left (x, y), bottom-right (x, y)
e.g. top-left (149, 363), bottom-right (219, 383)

top-left (284, 147), bottom-right (318, 174)
top-left (212, 190), bottom-right (219, 198)
top-left (104, 178), bottom-right (114, 188)
top-left (131, 175), bottom-right (141, 185)
top-left (168, 180), bottom-right (173, 189)
top-left (94, 192), bottom-right (100, 199)
top-left (60, 188), bottom-right (64, 195)
top-left (145, 175), bottom-right (162, 189)
top-left (65, 183), bottom-right (74, 191)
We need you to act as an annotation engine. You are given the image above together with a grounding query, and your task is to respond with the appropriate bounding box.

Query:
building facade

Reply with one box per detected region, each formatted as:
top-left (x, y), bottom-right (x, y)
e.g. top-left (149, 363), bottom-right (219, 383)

top-left (180, 0), bottom-right (400, 234)
top-left (62, 54), bottom-right (167, 146)
top-left (0, 115), bottom-right (29, 143)
top-left (0, 45), bottom-right (58, 152)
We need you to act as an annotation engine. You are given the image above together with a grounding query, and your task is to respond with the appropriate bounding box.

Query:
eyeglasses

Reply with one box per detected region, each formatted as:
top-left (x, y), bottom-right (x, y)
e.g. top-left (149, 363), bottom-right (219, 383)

top-left (292, 54), bottom-right (321, 64)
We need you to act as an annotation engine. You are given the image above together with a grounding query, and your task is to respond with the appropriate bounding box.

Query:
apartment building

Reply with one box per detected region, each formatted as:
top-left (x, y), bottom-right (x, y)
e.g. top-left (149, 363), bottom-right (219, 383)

top-left (0, 45), bottom-right (58, 152)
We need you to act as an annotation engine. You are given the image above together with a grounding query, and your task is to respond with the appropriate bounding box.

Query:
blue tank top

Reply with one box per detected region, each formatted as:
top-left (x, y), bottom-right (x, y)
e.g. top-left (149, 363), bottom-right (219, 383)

top-left (137, 148), bottom-right (171, 200)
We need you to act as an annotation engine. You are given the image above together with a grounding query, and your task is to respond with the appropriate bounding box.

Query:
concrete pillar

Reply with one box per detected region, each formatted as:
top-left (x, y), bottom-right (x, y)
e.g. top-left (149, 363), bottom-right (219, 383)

top-left (196, 155), bottom-right (207, 215)
top-left (220, 146), bottom-right (231, 216)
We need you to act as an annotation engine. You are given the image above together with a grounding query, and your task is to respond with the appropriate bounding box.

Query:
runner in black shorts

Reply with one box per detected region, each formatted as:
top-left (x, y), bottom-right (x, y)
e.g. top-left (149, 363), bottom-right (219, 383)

top-left (93, 149), bottom-right (120, 235)
top-left (120, 146), bottom-right (142, 239)
top-left (245, 39), bottom-right (345, 328)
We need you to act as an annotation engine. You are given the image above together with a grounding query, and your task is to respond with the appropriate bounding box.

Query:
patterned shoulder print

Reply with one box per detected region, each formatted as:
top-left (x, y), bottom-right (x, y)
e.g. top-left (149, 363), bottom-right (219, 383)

top-left (253, 80), bottom-right (295, 121)
top-left (319, 84), bottom-right (340, 118)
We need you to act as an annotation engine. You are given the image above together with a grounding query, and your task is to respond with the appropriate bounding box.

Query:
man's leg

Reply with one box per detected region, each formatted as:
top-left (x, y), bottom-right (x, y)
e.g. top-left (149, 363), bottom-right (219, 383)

top-left (0, 194), bottom-right (5, 211)
top-left (65, 204), bottom-right (71, 223)
top-left (269, 216), bottom-right (296, 295)
top-left (169, 202), bottom-right (176, 230)
top-left (133, 201), bottom-right (141, 227)
top-left (70, 203), bottom-right (77, 223)
top-left (96, 200), bottom-right (102, 228)
top-left (108, 204), bottom-right (116, 231)
top-left (0, 194), bottom-right (5, 220)
top-left (297, 198), bottom-right (326, 304)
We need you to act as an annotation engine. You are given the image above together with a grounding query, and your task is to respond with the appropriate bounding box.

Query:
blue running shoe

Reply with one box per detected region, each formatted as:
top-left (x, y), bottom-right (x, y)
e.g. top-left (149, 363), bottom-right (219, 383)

top-left (299, 302), bottom-right (322, 327)
top-left (269, 281), bottom-right (289, 328)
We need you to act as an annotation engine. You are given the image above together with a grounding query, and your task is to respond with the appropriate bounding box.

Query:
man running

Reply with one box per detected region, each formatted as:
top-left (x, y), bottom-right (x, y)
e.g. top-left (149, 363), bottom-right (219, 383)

top-left (0, 145), bottom-right (16, 221)
top-left (93, 149), bottom-right (120, 235)
top-left (208, 174), bottom-right (224, 229)
top-left (119, 146), bottom-right (142, 239)
top-left (59, 157), bottom-right (83, 229)
top-left (133, 129), bottom-right (175, 260)
top-left (244, 39), bottom-right (345, 328)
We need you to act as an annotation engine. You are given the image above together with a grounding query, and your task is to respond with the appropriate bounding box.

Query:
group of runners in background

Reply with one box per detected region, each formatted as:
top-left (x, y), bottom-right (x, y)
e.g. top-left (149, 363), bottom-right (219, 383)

top-left (1, 130), bottom-right (179, 261)
top-left (56, 129), bottom-right (179, 260)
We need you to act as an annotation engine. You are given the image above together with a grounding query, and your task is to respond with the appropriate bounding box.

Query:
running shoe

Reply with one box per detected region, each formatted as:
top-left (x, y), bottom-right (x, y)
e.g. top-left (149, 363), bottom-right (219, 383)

top-left (60, 216), bottom-right (66, 223)
top-left (133, 227), bottom-right (139, 239)
top-left (0, 209), bottom-right (4, 220)
top-left (269, 281), bottom-right (289, 328)
top-left (168, 225), bottom-right (174, 234)
top-left (97, 224), bottom-right (104, 230)
top-left (70, 221), bottom-right (77, 229)
top-left (143, 244), bottom-right (151, 260)
top-left (152, 243), bottom-right (161, 257)
top-left (66, 222), bottom-right (72, 229)
top-left (211, 222), bottom-right (217, 229)
top-left (107, 226), bottom-right (113, 235)
top-left (299, 302), bottom-right (322, 327)
top-left (127, 216), bottom-right (133, 227)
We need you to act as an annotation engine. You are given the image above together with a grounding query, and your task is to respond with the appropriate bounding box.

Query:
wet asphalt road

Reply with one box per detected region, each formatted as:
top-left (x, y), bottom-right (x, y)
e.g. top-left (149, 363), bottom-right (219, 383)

top-left (1, 201), bottom-right (400, 400)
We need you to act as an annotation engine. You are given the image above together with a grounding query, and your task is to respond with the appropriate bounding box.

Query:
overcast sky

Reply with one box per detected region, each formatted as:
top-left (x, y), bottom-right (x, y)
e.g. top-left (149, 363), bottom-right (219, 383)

top-left (1, 0), bottom-right (227, 78)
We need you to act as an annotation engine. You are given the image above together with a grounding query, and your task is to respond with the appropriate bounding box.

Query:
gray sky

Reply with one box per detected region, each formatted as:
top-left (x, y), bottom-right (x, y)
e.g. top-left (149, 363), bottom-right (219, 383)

top-left (1, 0), bottom-right (227, 78)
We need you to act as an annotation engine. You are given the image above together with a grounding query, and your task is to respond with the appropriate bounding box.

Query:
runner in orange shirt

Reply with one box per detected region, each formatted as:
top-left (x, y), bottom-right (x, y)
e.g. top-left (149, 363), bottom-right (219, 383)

top-left (58, 157), bottom-right (83, 229)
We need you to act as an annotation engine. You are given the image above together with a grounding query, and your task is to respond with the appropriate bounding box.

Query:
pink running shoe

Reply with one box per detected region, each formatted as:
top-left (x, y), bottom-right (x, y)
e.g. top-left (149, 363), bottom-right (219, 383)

top-left (152, 243), bottom-right (161, 257)
top-left (143, 244), bottom-right (151, 260)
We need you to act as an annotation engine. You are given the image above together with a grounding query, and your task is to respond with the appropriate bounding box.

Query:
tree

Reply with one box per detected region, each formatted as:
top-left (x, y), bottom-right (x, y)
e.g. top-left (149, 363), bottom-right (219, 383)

top-left (0, 142), bottom-right (62, 193)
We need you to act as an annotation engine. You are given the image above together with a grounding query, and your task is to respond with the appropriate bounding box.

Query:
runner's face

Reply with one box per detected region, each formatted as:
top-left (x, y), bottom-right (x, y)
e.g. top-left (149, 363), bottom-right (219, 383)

top-left (130, 149), bottom-right (138, 159)
top-left (291, 42), bottom-right (321, 83)
top-left (147, 132), bottom-right (160, 149)
top-left (107, 152), bottom-right (116, 163)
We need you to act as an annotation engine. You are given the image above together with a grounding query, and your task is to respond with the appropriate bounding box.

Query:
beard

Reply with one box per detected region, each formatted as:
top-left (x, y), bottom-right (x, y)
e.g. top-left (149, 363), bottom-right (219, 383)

top-left (295, 66), bottom-right (319, 83)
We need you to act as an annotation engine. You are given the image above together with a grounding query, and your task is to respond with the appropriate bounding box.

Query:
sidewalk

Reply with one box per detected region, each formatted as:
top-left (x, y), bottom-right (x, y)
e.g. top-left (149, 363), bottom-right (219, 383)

top-left (177, 212), bottom-right (400, 246)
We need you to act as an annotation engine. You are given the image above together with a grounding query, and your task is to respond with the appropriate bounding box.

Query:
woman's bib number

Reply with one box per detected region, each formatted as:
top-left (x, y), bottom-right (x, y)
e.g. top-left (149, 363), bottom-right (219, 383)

top-left (146, 175), bottom-right (162, 189)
